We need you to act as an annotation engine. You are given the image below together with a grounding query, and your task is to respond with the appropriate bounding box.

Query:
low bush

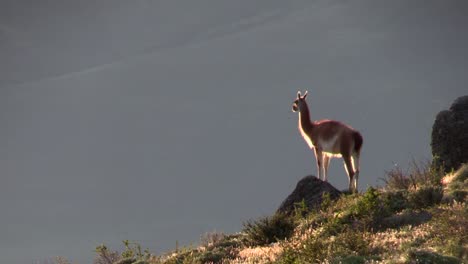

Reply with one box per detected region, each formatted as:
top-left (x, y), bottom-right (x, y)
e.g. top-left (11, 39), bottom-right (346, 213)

top-left (383, 160), bottom-right (444, 191)
top-left (383, 165), bottom-right (412, 190)
top-left (381, 190), bottom-right (409, 214)
top-left (242, 213), bottom-right (296, 247)
top-left (200, 231), bottom-right (226, 248)
top-left (342, 187), bottom-right (391, 228)
top-left (408, 186), bottom-right (443, 209)
top-left (94, 244), bottom-right (121, 264)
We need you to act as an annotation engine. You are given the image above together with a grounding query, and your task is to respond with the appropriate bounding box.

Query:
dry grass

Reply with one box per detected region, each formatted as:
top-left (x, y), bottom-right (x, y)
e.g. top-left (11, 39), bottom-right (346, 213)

top-left (382, 159), bottom-right (444, 191)
top-left (231, 243), bottom-right (283, 263)
top-left (443, 163), bottom-right (468, 187)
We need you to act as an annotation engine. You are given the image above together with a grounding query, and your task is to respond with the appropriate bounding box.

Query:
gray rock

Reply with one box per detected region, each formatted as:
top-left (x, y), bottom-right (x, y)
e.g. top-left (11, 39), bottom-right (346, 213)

top-left (277, 175), bottom-right (342, 215)
top-left (431, 95), bottom-right (468, 172)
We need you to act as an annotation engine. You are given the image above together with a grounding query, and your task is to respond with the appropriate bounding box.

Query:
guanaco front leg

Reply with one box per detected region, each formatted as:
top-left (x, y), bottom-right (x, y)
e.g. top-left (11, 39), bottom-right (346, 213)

top-left (314, 148), bottom-right (324, 180)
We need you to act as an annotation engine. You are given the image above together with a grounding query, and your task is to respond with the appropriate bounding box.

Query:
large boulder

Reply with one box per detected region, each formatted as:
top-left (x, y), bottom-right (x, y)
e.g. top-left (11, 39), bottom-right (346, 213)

top-left (431, 95), bottom-right (468, 172)
top-left (277, 175), bottom-right (342, 215)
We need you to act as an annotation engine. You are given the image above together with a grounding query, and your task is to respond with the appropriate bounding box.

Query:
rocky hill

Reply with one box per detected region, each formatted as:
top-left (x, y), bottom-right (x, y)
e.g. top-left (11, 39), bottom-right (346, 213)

top-left (90, 162), bottom-right (467, 264)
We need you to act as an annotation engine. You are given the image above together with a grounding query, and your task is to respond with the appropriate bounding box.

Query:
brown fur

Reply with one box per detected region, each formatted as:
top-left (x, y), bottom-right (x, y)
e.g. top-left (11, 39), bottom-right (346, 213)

top-left (292, 91), bottom-right (363, 192)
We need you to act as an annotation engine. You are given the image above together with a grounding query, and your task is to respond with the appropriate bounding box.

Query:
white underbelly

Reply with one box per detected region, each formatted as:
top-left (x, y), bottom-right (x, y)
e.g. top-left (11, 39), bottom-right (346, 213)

top-left (323, 151), bottom-right (342, 158)
top-left (318, 135), bottom-right (341, 156)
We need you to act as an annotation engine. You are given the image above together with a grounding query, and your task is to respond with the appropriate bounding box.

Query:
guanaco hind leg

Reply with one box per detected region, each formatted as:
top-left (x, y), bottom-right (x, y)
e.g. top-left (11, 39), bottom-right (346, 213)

top-left (343, 155), bottom-right (356, 192)
top-left (323, 155), bottom-right (331, 182)
top-left (352, 153), bottom-right (360, 191)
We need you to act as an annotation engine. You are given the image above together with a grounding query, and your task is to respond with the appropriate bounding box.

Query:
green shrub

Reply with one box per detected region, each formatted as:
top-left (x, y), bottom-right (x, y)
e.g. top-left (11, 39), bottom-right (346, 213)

top-left (292, 199), bottom-right (310, 220)
top-left (93, 241), bottom-right (152, 264)
top-left (408, 186), bottom-right (443, 208)
top-left (321, 192), bottom-right (333, 211)
top-left (381, 190), bottom-right (409, 214)
top-left (344, 187), bottom-right (389, 227)
top-left (350, 187), bottom-right (380, 216)
top-left (242, 213), bottom-right (296, 246)
top-left (94, 244), bottom-right (121, 264)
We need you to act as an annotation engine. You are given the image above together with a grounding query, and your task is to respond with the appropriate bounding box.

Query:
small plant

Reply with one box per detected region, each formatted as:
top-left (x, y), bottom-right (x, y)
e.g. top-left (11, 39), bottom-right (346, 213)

top-left (381, 190), bottom-right (409, 214)
top-left (121, 240), bottom-right (151, 262)
top-left (383, 165), bottom-right (411, 190)
top-left (321, 192), bottom-right (333, 211)
top-left (345, 187), bottom-right (385, 226)
top-left (200, 231), bottom-right (225, 248)
top-left (383, 159), bottom-right (444, 191)
top-left (242, 213), bottom-right (296, 246)
top-left (408, 186), bottom-right (443, 209)
top-left (93, 241), bottom-right (152, 264)
top-left (293, 199), bottom-right (309, 219)
top-left (94, 244), bottom-right (121, 264)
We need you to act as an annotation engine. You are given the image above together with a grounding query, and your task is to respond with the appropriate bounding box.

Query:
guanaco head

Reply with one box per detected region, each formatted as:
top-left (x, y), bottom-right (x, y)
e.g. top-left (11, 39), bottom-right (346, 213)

top-left (292, 90), bottom-right (308, 112)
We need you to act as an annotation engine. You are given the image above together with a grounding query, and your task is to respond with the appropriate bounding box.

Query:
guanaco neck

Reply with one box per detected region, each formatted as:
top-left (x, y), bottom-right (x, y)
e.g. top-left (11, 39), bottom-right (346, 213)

top-left (298, 102), bottom-right (314, 133)
top-left (297, 102), bottom-right (315, 149)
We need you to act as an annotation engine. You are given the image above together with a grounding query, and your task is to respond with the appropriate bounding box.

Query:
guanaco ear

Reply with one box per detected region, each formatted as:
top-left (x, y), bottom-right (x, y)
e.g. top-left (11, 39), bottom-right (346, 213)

top-left (297, 91), bottom-right (301, 98)
top-left (303, 90), bottom-right (308, 98)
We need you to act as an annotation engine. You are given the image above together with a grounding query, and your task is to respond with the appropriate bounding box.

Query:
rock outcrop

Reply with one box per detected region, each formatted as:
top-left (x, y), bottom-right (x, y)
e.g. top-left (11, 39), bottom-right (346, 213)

top-left (431, 95), bottom-right (468, 172)
top-left (277, 175), bottom-right (342, 215)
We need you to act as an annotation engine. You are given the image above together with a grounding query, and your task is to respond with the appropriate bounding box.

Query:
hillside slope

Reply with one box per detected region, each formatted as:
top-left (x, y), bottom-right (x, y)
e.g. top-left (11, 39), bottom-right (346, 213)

top-left (94, 164), bottom-right (467, 264)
